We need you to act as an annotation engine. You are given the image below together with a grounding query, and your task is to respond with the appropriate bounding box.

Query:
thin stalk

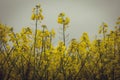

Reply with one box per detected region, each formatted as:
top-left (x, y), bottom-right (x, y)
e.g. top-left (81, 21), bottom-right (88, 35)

top-left (33, 6), bottom-right (38, 79)
top-left (63, 24), bottom-right (65, 45)
top-left (42, 27), bottom-right (45, 53)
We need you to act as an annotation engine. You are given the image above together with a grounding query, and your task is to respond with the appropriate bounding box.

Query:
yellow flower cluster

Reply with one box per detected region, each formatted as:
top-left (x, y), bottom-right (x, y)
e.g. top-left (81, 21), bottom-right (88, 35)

top-left (57, 12), bottom-right (70, 25)
top-left (0, 24), bottom-right (12, 43)
top-left (31, 4), bottom-right (44, 21)
top-left (0, 18), bottom-right (120, 79)
top-left (98, 22), bottom-right (108, 34)
top-left (116, 17), bottom-right (120, 25)
top-left (0, 2), bottom-right (120, 80)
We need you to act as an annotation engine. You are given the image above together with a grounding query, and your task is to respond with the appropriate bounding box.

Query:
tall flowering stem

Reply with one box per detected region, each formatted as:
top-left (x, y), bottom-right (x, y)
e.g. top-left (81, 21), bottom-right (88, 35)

top-left (31, 3), bottom-right (44, 79)
top-left (57, 12), bottom-right (70, 45)
top-left (34, 4), bottom-right (38, 64)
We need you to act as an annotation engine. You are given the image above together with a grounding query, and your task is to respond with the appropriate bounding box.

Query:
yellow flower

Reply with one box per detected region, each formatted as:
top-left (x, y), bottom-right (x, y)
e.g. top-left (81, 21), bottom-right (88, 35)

top-left (36, 3), bottom-right (40, 8)
top-left (35, 15), bottom-right (40, 20)
top-left (31, 4), bottom-right (44, 21)
top-left (116, 21), bottom-right (120, 25)
top-left (59, 12), bottom-right (65, 17)
top-left (44, 30), bottom-right (50, 36)
top-left (51, 29), bottom-right (55, 37)
top-left (31, 13), bottom-right (35, 20)
top-left (57, 17), bottom-right (63, 24)
top-left (103, 22), bottom-right (108, 27)
top-left (40, 14), bottom-right (44, 20)
top-left (39, 8), bottom-right (42, 12)
top-left (65, 17), bottom-right (70, 25)
top-left (26, 27), bottom-right (32, 34)
top-left (57, 13), bottom-right (70, 26)
top-left (98, 29), bottom-right (102, 34)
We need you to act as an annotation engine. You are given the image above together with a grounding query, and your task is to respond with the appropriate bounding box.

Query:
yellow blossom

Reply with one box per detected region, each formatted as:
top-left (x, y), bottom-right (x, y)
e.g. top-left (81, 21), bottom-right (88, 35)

top-left (57, 17), bottom-right (63, 24)
top-left (31, 13), bottom-right (35, 20)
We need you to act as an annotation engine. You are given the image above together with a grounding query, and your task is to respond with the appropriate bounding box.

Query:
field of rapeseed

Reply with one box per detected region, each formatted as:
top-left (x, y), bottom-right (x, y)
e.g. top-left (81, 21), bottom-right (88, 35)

top-left (0, 3), bottom-right (120, 80)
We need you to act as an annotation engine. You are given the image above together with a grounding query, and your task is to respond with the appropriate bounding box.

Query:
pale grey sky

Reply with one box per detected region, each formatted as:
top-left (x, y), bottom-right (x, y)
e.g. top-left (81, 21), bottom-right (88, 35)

top-left (0, 0), bottom-right (120, 44)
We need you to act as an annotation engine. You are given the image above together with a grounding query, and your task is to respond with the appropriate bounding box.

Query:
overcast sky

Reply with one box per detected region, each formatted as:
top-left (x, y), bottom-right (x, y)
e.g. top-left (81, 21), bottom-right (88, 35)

top-left (0, 0), bottom-right (120, 44)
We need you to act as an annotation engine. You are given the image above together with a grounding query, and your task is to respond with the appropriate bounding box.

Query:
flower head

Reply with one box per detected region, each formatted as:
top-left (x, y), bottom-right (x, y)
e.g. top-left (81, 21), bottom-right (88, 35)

top-left (57, 12), bottom-right (70, 25)
top-left (31, 3), bottom-right (44, 21)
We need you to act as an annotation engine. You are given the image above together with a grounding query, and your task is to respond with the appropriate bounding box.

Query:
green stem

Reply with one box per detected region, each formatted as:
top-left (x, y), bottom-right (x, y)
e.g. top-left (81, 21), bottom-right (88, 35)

top-left (63, 24), bottom-right (65, 45)
top-left (33, 6), bottom-right (38, 80)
